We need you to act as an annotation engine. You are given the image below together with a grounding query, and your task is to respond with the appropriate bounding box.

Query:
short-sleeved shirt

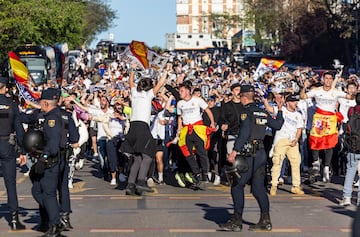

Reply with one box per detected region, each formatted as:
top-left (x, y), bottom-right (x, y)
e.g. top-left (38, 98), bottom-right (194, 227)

top-left (177, 96), bottom-right (208, 124)
top-left (130, 88), bottom-right (154, 125)
top-left (306, 87), bottom-right (346, 112)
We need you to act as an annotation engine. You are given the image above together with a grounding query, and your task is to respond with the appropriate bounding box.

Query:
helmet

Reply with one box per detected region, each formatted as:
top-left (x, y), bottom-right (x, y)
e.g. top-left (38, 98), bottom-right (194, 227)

top-left (23, 130), bottom-right (45, 154)
top-left (225, 155), bottom-right (249, 185)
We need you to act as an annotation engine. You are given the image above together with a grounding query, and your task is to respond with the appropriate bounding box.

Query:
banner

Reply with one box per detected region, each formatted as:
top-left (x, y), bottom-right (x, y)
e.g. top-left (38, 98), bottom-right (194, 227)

top-left (8, 51), bottom-right (40, 102)
top-left (119, 40), bottom-right (168, 71)
top-left (253, 58), bottom-right (285, 79)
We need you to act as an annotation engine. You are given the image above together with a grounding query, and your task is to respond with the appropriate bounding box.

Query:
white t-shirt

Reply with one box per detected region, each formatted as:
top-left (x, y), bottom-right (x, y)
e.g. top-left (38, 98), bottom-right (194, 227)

top-left (306, 87), bottom-right (346, 112)
top-left (274, 106), bottom-right (304, 141)
top-left (130, 87), bottom-right (154, 125)
top-left (151, 110), bottom-right (168, 140)
top-left (177, 96), bottom-right (208, 124)
top-left (338, 97), bottom-right (356, 123)
top-left (89, 107), bottom-right (114, 140)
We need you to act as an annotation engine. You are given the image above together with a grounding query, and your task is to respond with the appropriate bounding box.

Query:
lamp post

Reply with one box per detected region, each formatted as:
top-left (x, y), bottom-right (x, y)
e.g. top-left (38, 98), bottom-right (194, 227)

top-left (349, 0), bottom-right (359, 73)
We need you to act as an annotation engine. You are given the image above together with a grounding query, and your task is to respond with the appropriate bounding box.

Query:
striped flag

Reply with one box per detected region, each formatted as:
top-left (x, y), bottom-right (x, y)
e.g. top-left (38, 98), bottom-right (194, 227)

top-left (8, 51), bottom-right (40, 103)
top-left (253, 57), bottom-right (285, 79)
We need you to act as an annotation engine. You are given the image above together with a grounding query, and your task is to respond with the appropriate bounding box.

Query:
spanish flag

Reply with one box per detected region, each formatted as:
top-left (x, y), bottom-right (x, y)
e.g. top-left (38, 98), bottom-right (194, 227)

top-left (253, 57), bottom-right (285, 79)
top-left (8, 51), bottom-right (40, 103)
top-left (178, 120), bottom-right (215, 157)
top-left (309, 108), bottom-right (342, 150)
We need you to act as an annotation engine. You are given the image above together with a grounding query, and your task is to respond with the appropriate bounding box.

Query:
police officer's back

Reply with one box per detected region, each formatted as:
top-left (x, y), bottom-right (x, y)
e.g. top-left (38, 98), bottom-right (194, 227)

top-left (219, 85), bottom-right (284, 232)
top-left (0, 76), bottom-right (26, 230)
top-left (17, 88), bottom-right (64, 236)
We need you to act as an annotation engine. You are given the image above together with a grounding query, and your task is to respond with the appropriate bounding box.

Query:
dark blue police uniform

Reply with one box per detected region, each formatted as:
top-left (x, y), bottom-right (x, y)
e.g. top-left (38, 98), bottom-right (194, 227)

top-left (17, 88), bottom-right (64, 236)
top-left (0, 76), bottom-right (26, 230)
top-left (219, 85), bottom-right (284, 232)
top-left (58, 108), bottom-right (79, 230)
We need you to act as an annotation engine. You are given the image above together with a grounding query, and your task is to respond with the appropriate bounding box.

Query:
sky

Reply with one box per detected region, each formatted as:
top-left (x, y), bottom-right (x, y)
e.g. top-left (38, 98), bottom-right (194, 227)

top-left (90, 0), bottom-right (176, 49)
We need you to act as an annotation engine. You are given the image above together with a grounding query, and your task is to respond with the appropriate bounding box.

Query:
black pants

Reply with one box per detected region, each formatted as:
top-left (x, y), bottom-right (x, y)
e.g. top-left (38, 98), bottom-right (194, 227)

top-left (184, 131), bottom-right (209, 176)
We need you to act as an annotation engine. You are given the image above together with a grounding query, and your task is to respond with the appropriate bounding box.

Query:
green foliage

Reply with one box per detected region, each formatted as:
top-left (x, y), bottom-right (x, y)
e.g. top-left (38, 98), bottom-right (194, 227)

top-left (0, 0), bottom-right (116, 61)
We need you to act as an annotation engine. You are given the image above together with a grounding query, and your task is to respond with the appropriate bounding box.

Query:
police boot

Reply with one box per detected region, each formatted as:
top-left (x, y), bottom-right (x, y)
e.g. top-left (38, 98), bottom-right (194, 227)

top-left (248, 212), bottom-right (272, 231)
top-left (36, 206), bottom-right (49, 233)
top-left (60, 212), bottom-right (73, 231)
top-left (10, 211), bottom-right (25, 230)
top-left (218, 211), bottom-right (242, 231)
top-left (39, 223), bottom-right (62, 237)
top-left (125, 183), bottom-right (136, 195)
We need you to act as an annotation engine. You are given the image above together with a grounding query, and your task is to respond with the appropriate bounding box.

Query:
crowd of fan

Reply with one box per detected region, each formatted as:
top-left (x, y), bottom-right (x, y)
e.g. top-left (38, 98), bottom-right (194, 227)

top-left (18, 49), bottom-right (360, 192)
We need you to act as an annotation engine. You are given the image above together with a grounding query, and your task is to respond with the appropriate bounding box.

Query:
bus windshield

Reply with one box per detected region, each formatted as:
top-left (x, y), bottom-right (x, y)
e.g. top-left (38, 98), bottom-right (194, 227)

top-left (20, 57), bottom-right (46, 85)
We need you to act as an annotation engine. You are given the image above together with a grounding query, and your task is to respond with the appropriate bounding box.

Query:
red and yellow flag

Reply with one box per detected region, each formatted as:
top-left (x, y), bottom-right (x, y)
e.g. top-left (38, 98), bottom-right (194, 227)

top-left (8, 51), bottom-right (40, 103)
top-left (253, 58), bottom-right (285, 79)
top-left (309, 108), bottom-right (339, 150)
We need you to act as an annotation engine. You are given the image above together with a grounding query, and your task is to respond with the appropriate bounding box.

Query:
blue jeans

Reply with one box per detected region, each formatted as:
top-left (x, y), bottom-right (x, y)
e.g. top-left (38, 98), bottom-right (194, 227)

top-left (343, 153), bottom-right (360, 199)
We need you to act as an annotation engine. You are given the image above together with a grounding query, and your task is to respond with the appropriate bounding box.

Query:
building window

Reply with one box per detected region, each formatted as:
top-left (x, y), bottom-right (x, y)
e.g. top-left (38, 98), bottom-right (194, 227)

top-left (188, 35), bottom-right (192, 38)
top-left (199, 35), bottom-right (203, 38)
top-left (177, 35), bottom-right (181, 38)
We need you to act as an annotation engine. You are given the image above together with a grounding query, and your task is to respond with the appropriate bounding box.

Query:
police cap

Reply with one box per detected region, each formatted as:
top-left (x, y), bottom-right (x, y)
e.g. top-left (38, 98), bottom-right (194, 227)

top-left (240, 85), bottom-right (254, 93)
top-left (0, 76), bottom-right (9, 85)
top-left (40, 88), bottom-right (60, 100)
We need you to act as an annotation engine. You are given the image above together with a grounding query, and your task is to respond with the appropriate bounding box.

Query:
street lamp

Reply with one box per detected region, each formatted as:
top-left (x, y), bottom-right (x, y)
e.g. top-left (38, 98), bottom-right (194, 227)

top-left (349, 0), bottom-right (360, 72)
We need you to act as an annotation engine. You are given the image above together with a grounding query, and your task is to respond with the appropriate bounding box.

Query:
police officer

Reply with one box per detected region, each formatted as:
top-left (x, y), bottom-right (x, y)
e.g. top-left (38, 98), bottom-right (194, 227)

top-left (17, 88), bottom-right (64, 237)
top-left (0, 76), bottom-right (26, 230)
top-left (58, 95), bottom-right (79, 231)
top-left (219, 85), bottom-right (284, 232)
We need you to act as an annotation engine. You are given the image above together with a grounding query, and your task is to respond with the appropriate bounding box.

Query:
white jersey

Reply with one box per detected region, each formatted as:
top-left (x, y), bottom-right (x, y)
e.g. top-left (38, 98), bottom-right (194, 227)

top-left (306, 87), bottom-right (346, 112)
top-left (274, 106), bottom-right (304, 141)
top-left (130, 87), bottom-right (154, 125)
top-left (177, 96), bottom-right (208, 125)
top-left (338, 97), bottom-right (356, 123)
top-left (151, 110), bottom-right (168, 140)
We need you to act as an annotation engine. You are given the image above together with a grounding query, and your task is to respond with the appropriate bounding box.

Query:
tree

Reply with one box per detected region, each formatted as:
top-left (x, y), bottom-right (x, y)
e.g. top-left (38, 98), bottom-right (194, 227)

top-left (0, 0), bottom-right (116, 61)
top-left (208, 12), bottom-right (243, 39)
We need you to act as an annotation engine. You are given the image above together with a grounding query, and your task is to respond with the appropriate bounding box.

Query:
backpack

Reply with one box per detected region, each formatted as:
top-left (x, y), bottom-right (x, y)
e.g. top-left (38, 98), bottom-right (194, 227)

top-left (344, 106), bottom-right (360, 153)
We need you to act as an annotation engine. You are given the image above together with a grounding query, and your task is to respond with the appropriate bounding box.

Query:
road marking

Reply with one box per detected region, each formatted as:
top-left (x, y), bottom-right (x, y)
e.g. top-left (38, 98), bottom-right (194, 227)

top-left (90, 229), bottom-right (134, 233)
top-left (169, 228), bottom-right (217, 233)
top-left (70, 181), bottom-right (96, 193)
top-left (340, 228), bottom-right (351, 232)
top-left (268, 228), bottom-right (301, 232)
top-left (169, 196), bottom-right (201, 200)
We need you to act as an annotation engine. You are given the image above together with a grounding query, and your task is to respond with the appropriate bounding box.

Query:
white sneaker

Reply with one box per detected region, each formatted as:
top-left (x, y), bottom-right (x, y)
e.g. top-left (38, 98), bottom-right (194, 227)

top-left (339, 197), bottom-right (351, 206)
top-left (278, 177), bottom-right (284, 185)
top-left (207, 172), bottom-right (212, 182)
top-left (68, 180), bottom-right (73, 189)
top-left (312, 160), bottom-right (321, 172)
top-left (119, 173), bottom-right (127, 182)
top-left (23, 171), bottom-right (30, 177)
top-left (354, 180), bottom-right (359, 187)
top-left (147, 178), bottom-right (155, 187)
top-left (110, 178), bottom-right (117, 186)
top-left (78, 159), bottom-right (84, 169)
top-left (213, 175), bottom-right (221, 185)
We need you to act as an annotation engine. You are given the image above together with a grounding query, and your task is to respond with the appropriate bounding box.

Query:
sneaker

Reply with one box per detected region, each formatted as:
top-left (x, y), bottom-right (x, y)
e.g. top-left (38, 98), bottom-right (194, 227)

top-left (110, 178), bottom-right (117, 186)
top-left (147, 178), bottom-right (155, 187)
top-left (23, 171), bottom-right (30, 177)
top-left (278, 177), bottom-right (284, 185)
top-left (291, 186), bottom-right (304, 195)
top-left (119, 173), bottom-right (127, 182)
top-left (354, 180), bottom-right (359, 187)
top-left (339, 197), bottom-right (351, 206)
top-left (213, 175), bottom-right (221, 185)
top-left (78, 159), bottom-right (84, 169)
top-left (194, 174), bottom-right (206, 190)
top-left (185, 172), bottom-right (194, 184)
top-left (269, 186), bottom-right (277, 196)
top-left (175, 173), bottom-right (186, 188)
top-left (68, 180), bottom-right (73, 189)
top-left (312, 160), bottom-right (321, 172)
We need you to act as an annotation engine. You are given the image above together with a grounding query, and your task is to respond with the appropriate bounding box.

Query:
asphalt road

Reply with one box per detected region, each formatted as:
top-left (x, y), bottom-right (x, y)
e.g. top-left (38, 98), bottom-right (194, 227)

top-left (0, 159), bottom-right (356, 237)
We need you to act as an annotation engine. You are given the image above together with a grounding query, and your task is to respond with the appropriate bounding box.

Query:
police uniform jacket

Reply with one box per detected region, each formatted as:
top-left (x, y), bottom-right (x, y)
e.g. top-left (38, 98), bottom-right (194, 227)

top-left (0, 94), bottom-right (23, 138)
top-left (233, 102), bottom-right (284, 152)
top-left (60, 109), bottom-right (79, 148)
top-left (17, 107), bottom-right (63, 157)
